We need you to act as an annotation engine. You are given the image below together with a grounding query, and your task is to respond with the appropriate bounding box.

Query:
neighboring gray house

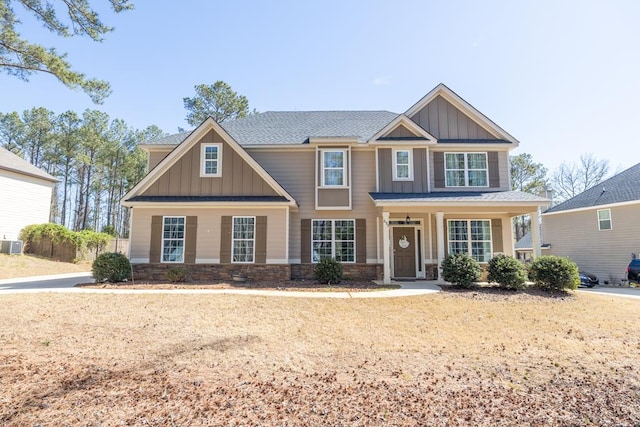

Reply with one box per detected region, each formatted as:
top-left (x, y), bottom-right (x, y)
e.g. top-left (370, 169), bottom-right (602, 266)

top-left (543, 163), bottom-right (640, 284)
top-left (122, 84), bottom-right (550, 284)
top-left (0, 147), bottom-right (57, 243)
top-left (514, 229), bottom-right (549, 262)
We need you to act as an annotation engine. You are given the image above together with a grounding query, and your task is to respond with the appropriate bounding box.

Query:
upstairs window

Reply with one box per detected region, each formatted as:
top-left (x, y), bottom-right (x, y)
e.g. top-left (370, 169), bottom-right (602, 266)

top-left (322, 150), bottom-right (346, 186)
top-left (393, 149), bottom-right (413, 181)
top-left (232, 216), bottom-right (255, 263)
top-left (445, 152), bottom-right (487, 187)
top-left (162, 216), bottom-right (185, 263)
top-left (597, 209), bottom-right (612, 230)
top-left (201, 143), bottom-right (222, 177)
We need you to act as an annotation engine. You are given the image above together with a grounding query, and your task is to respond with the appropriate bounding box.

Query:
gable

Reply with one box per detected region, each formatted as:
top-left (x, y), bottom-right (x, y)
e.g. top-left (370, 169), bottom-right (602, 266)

top-left (410, 95), bottom-right (499, 140)
top-left (141, 129), bottom-right (278, 197)
top-left (122, 118), bottom-right (297, 207)
top-left (385, 124), bottom-right (421, 139)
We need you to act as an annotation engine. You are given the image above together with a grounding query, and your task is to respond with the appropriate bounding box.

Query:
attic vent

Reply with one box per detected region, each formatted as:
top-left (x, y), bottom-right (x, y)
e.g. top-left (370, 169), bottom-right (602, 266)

top-left (0, 240), bottom-right (23, 255)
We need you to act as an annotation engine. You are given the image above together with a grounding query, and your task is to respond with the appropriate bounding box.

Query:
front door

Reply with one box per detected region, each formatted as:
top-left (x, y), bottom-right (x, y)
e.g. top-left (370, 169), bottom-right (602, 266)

top-left (393, 227), bottom-right (416, 278)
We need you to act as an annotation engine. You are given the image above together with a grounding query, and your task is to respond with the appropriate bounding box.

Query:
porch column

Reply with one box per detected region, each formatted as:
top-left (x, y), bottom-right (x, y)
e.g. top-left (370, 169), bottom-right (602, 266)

top-left (530, 209), bottom-right (541, 259)
top-left (382, 211), bottom-right (391, 284)
top-left (436, 211), bottom-right (445, 280)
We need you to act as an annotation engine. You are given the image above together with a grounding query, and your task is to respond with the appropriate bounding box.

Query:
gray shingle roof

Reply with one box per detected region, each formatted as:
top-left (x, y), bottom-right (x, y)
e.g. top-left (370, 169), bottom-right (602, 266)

top-left (369, 191), bottom-right (549, 203)
top-left (143, 111), bottom-right (399, 146)
top-left (0, 146), bottom-right (57, 182)
top-left (545, 162), bottom-right (640, 213)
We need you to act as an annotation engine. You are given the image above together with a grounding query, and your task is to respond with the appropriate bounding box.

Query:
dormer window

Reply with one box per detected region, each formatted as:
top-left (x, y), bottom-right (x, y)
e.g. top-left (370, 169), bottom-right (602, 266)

top-left (322, 150), bottom-right (346, 187)
top-left (201, 143), bottom-right (222, 177)
top-left (445, 152), bottom-right (487, 187)
top-left (393, 149), bottom-right (413, 181)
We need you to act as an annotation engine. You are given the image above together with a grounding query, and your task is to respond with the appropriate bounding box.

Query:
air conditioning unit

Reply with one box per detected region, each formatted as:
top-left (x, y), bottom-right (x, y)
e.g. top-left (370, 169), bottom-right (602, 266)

top-left (0, 240), bottom-right (23, 255)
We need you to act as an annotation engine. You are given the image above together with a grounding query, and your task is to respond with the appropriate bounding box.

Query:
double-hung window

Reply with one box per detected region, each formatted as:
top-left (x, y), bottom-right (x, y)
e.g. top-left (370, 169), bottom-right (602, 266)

top-left (312, 219), bottom-right (355, 263)
top-left (393, 149), bottom-right (413, 180)
top-left (162, 216), bottom-right (185, 263)
top-left (447, 219), bottom-right (492, 262)
top-left (322, 150), bottom-right (346, 186)
top-left (445, 152), bottom-right (488, 187)
top-left (201, 143), bottom-right (222, 177)
top-left (597, 209), bottom-right (612, 230)
top-left (232, 216), bottom-right (255, 263)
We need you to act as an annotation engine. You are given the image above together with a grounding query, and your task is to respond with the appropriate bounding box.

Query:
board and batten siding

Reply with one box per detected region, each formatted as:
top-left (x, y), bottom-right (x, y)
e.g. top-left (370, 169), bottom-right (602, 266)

top-left (544, 204), bottom-right (640, 283)
top-left (410, 95), bottom-right (499, 140)
top-left (148, 151), bottom-right (170, 171)
top-left (129, 207), bottom-right (287, 264)
top-left (377, 148), bottom-right (428, 193)
top-left (0, 169), bottom-right (53, 240)
top-left (248, 148), bottom-right (379, 263)
top-left (141, 130), bottom-right (278, 197)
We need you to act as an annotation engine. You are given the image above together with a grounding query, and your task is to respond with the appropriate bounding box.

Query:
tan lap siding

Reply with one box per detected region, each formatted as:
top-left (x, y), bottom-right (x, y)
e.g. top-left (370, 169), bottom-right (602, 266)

top-left (130, 207), bottom-right (287, 264)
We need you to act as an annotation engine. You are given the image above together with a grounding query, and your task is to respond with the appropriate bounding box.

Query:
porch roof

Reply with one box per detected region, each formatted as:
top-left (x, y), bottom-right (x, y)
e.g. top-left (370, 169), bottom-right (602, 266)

top-left (369, 191), bottom-right (549, 207)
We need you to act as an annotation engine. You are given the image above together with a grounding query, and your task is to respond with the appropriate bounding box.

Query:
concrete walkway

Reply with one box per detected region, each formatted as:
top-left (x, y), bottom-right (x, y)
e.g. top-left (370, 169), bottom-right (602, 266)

top-left (0, 273), bottom-right (443, 298)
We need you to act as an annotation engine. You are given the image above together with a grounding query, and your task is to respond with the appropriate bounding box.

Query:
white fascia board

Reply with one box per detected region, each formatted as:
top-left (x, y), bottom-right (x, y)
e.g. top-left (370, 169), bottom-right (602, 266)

top-left (139, 144), bottom-right (178, 152)
top-left (543, 199), bottom-right (640, 216)
top-left (308, 137), bottom-right (360, 144)
top-left (368, 114), bottom-right (437, 143)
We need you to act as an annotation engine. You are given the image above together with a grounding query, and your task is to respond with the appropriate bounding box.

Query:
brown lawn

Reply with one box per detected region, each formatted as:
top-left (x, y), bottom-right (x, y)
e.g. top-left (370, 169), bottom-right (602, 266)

top-left (0, 254), bottom-right (91, 279)
top-left (0, 290), bottom-right (638, 426)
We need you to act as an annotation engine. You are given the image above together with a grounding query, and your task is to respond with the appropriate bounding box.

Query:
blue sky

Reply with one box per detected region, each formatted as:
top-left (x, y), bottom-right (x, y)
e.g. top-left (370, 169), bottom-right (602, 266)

top-left (2, 0), bottom-right (639, 173)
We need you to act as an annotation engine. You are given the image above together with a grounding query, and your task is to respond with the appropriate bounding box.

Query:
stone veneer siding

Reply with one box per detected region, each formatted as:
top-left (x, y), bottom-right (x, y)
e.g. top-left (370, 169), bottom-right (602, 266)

top-left (290, 264), bottom-right (383, 281)
top-left (132, 263), bottom-right (291, 282)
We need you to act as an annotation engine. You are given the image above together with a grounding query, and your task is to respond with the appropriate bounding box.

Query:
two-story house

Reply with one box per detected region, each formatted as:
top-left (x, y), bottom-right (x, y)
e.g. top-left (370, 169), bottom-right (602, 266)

top-left (122, 84), bottom-right (549, 284)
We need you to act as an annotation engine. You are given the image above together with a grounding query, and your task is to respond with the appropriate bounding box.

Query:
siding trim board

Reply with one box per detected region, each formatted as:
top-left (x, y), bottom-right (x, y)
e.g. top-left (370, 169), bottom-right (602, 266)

top-left (543, 199), bottom-right (640, 216)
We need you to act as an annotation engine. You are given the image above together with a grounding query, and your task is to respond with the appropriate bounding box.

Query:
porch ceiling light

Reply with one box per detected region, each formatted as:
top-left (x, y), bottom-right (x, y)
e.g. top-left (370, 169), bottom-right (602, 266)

top-left (405, 214), bottom-right (411, 224)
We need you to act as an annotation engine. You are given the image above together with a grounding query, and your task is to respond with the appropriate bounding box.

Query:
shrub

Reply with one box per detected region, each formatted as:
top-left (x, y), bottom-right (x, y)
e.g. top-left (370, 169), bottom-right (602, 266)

top-left (315, 258), bottom-right (343, 285)
top-left (167, 267), bottom-right (189, 283)
top-left (528, 255), bottom-right (579, 292)
top-left (441, 253), bottom-right (481, 288)
top-left (487, 254), bottom-right (528, 290)
top-left (92, 252), bottom-right (131, 282)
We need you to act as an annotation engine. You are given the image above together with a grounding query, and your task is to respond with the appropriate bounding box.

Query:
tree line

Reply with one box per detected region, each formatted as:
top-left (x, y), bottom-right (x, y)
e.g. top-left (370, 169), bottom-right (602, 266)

top-left (0, 108), bottom-right (164, 237)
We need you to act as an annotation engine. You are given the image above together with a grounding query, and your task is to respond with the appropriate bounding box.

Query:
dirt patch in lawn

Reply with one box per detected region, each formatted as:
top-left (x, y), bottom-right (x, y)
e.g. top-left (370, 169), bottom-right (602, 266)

top-left (0, 292), bottom-right (638, 425)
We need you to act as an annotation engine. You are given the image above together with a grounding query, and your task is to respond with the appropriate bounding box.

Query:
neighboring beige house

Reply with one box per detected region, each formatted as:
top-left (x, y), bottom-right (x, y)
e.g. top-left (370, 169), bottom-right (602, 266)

top-left (0, 146), bottom-right (57, 243)
top-left (514, 229), bottom-right (550, 262)
top-left (122, 83), bottom-right (549, 284)
top-left (543, 163), bottom-right (640, 284)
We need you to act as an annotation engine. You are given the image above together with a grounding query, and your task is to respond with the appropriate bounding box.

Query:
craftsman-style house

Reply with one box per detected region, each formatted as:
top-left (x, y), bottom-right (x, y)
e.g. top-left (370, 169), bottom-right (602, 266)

top-left (122, 84), bottom-right (549, 284)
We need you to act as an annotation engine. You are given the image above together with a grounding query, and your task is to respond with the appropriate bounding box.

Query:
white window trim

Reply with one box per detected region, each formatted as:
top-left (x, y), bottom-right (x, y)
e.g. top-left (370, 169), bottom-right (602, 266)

top-left (393, 148), bottom-right (413, 181)
top-left (161, 216), bottom-right (186, 263)
top-left (321, 149), bottom-right (347, 188)
top-left (200, 143), bottom-right (222, 177)
top-left (311, 219), bottom-right (356, 263)
top-left (446, 219), bottom-right (493, 263)
top-left (232, 216), bottom-right (256, 264)
top-left (597, 209), bottom-right (612, 231)
top-left (444, 152), bottom-right (488, 188)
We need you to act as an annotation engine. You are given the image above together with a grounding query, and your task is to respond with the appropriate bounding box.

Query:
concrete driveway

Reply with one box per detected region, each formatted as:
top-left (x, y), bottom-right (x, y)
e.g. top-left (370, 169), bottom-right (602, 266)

top-left (577, 286), bottom-right (640, 300)
top-left (0, 272), bottom-right (93, 293)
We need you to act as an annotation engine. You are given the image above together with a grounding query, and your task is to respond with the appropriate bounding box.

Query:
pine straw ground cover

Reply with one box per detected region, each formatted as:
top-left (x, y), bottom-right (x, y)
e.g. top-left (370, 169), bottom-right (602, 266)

top-left (0, 290), bottom-right (638, 426)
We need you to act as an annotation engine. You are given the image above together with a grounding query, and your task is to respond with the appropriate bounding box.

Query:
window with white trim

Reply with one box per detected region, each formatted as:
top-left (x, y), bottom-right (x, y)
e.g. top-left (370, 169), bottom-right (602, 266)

top-left (322, 150), bottom-right (346, 186)
top-left (445, 152), bottom-right (488, 187)
top-left (447, 219), bottom-right (492, 262)
top-left (393, 149), bottom-right (413, 180)
top-left (597, 209), bottom-right (612, 230)
top-left (232, 216), bottom-right (255, 263)
top-left (162, 216), bottom-right (185, 263)
top-left (312, 219), bottom-right (355, 263)
top-left (201, 143), bottom-right (222, 177)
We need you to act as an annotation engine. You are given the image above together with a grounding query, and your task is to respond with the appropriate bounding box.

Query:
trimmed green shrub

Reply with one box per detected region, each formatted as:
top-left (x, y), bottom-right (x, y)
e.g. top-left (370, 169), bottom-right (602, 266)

top-left (487, 254), bottom-right (528, 290)
top-left (441, 253), bottom-right (481, 288)
top-left (92, 252), bottom-right (131, 282)
top-left (167, 267), bottom-right (189, 283)
top-left (528, 255), bottom-right (579, 292)
top-left (315, 258), bottom-right (343, 285)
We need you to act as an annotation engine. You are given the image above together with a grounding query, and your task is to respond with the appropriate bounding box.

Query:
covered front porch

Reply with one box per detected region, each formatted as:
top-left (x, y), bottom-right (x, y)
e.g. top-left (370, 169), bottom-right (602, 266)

top-left (370, 191), bottom-right (550, 285)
